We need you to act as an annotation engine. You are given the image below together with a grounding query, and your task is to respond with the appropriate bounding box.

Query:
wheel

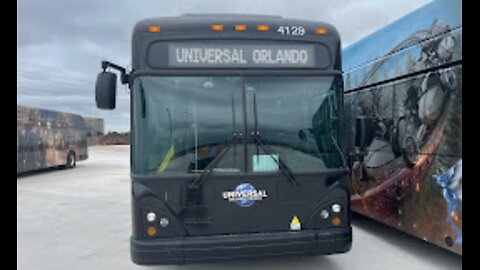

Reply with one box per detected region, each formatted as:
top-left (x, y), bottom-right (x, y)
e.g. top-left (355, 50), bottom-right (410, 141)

top-left (66, 151), bottom-right (76, 169)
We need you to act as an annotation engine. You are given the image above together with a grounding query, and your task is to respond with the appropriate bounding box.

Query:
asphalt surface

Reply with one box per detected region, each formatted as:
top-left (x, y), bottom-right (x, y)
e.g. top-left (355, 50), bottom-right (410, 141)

top-left (17, 145), bottom-right (462, 270)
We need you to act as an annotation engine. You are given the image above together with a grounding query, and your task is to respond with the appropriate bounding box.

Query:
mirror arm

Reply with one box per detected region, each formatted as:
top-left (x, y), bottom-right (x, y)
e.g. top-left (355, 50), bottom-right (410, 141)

top-left (101, 60), bottom-right (129, 85)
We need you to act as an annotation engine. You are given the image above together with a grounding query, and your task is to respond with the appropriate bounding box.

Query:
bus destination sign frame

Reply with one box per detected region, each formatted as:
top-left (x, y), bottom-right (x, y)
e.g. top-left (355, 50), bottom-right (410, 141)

top-left (166, 43), bottom-right (317, 68)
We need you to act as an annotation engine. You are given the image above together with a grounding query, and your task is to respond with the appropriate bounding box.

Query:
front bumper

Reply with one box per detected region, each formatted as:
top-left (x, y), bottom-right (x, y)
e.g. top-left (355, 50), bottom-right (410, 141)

top-left (131, 228), bottom-right (352, 265)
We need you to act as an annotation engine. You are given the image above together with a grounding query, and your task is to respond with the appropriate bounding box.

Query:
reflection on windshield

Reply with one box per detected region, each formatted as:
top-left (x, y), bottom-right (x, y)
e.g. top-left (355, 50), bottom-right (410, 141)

top-left (132, 76), bottom-right (343, 175)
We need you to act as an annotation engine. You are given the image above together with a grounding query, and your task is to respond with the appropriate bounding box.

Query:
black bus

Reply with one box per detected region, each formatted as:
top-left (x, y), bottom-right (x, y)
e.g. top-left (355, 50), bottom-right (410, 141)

top-left (95, 14), bottom-right (351, 265)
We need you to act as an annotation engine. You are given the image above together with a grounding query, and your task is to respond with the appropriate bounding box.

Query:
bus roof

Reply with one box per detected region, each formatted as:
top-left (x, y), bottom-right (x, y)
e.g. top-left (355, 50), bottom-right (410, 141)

top-left (133, 14), bottom-right (339, 38)
top-left (131, 14), bottom-right (341, 72)
top-left (17, 105), bottom-right (86, 128)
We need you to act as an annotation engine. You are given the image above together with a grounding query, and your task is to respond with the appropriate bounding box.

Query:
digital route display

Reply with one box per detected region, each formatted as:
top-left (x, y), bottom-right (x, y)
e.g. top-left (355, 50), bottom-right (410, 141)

top-left (166, 43), bottom-right (317, 68)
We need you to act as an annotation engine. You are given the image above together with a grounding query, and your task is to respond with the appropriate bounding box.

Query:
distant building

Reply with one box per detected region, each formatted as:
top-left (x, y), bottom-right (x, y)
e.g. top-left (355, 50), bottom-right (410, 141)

top-left (84, 117), bottom-right (105, 136)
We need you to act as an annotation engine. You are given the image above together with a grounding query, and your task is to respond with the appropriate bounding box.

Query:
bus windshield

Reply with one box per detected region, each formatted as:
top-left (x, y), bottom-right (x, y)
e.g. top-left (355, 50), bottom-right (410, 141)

top-left (132, 76), bottom-right (343, 175)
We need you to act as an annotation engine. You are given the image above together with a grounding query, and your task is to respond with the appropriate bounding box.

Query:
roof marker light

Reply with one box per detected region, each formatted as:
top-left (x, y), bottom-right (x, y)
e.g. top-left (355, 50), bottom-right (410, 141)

top-left (256, 25), bottom-right (269, 31)
top-left (212, 24), bottom-right (224, 31)
top-left (148, 26), bottom-right (161, 33)
top-left (235, 25), bottom-right (247, 31)
top-left (315, 28), bottom-right (328, 35)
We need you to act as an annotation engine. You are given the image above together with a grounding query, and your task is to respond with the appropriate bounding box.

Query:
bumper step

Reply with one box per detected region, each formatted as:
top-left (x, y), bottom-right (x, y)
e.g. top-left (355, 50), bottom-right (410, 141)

top-left (131, 228), bottom-right (352, 265)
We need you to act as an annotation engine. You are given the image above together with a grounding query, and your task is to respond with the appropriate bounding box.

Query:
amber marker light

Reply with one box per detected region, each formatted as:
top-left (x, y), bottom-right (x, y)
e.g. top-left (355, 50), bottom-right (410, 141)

top-left (256, 25), bottom-right (269, 31)
top-left (235, 24), bottom-right (247, 31)
top-left (315, 28), bottom-right (328, 35)
top-left (332, 217), bottom-right (341, 226)
top-left (147, 226), bottom-right (157, 236)
top-left (212, 24), bottom-right (224, 31)
top-left (148, 26), bottom-right (161, 33)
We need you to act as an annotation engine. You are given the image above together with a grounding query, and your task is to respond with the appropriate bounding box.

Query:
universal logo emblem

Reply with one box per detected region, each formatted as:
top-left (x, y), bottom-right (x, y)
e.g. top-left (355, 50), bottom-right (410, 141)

top-left (222, 183), bottom-right (267, 207)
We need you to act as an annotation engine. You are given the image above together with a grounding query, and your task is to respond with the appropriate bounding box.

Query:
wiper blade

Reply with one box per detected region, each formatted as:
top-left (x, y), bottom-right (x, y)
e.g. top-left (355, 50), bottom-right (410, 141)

top-left (251, 133), bottom-right (300, 186)
top-left (250, 91), bottom-right (299, 186)
top-left (188, 135), bottom-right (240, 189)
top-left (189, 94), bottom-right (239, 190)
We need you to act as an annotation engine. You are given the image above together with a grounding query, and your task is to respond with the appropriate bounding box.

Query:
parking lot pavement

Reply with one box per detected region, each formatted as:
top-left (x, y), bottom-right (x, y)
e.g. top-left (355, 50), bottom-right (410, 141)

top-left (17, 145), bottom-right (461, 270)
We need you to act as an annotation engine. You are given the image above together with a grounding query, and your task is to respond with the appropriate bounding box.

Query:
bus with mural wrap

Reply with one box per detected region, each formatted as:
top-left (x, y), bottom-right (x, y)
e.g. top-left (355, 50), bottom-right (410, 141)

top-left (95, 15), bottom-right (351, 264)
top-left (343, 0), bottom-right (462, 254)
top-left (17, 105), bottom-right (89, 174)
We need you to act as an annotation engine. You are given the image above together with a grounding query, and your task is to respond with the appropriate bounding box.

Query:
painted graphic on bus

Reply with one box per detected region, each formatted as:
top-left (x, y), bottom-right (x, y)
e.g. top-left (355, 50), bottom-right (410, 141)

top-left (17, 105), bottom-right (89, 174)
top-left (343, 0), bottom-right (462, 255)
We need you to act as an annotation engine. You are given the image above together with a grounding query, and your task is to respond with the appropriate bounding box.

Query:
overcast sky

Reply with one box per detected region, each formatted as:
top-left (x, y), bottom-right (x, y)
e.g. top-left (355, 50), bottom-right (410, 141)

top-left (17, 0), bottom-right (431, 132)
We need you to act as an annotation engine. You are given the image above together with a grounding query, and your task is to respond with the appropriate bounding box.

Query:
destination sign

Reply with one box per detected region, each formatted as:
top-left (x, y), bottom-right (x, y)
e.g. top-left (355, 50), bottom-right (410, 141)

top-left (167, 44), bottom-right (316, 68)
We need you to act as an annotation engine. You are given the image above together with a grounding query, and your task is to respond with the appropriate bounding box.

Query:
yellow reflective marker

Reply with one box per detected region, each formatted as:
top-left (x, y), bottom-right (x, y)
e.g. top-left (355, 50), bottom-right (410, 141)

top-left (290, 215), bottom-right (301, 231)
top-left (158, 145), bottom-right (175, 172)
top-left (332, 217), bottom-right (341, 226)
top-left (147, 226), bottom-right (157, 236)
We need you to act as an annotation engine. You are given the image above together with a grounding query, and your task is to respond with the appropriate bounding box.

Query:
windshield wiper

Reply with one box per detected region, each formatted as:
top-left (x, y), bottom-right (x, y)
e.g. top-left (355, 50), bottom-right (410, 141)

top-left (250, 92), bottom-right (299, 186)
top-left (251, 133), bottom-right (300, 186)
top-left (188, 134), bottom-right (240, 189)
top-left (189, 94), bottom-right (240, 189)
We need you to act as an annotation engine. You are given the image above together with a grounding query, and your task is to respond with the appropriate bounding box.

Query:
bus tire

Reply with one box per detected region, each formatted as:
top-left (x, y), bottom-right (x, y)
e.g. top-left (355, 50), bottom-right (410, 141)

top-left (66, 151), bottom-right (76, 169)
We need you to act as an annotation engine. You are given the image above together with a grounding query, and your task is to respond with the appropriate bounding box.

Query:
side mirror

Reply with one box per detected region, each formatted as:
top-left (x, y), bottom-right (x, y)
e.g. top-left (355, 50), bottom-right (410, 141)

top-left (95, 71), bottom-right (117, 109)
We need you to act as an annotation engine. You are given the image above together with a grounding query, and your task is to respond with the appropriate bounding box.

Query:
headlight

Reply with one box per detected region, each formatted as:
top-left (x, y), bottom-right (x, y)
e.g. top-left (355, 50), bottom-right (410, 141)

top-left (160, 217), bottom-right (170, 227)
top-left (320, 209), bottom-right (330, 219)
top-left (146, 212), bottom-right (156, 222)
top-left (332, 203), bottom-right (341, 213)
